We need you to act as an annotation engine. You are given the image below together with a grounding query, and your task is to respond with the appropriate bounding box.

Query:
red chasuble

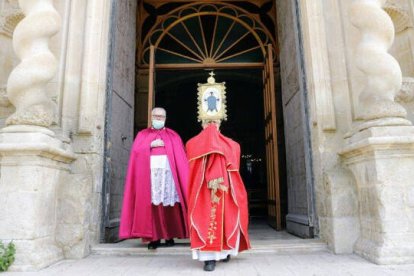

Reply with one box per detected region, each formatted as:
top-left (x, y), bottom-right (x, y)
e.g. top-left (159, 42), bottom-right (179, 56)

top-left (186, 124), bottom-right (251, 252)
top-left (119, 128), bottom-right (189, 240)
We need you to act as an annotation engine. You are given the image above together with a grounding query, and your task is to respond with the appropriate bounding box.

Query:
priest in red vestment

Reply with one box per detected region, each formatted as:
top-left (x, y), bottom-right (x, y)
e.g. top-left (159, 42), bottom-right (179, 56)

top-left (187, 72), bottom-right (250, 271)
top-left (186, 122), bottom-right (251, 271)
top-left (119, 107), bottom-right (189, 249)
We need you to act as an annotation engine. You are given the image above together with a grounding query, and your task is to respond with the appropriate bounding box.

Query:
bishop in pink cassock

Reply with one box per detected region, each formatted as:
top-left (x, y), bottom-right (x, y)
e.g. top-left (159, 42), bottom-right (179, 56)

top-left (119, 107), bottom-right (189, 249)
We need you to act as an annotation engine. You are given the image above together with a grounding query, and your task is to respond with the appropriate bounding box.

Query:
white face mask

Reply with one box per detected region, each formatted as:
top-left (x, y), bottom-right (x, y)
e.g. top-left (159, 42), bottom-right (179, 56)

top-left (152, 119), bottom-right (165, 129)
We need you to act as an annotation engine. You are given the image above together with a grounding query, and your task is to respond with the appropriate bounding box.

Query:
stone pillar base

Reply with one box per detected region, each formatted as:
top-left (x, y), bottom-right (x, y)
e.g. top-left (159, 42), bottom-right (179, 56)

top-left (354, 236), bottom-right (414, 265)
top-left (7, 238), bottom-right (63, 271)
top-left (0, 125), bottom-right (75, 271)
top-left (341, 126), bottom-right (414, 264)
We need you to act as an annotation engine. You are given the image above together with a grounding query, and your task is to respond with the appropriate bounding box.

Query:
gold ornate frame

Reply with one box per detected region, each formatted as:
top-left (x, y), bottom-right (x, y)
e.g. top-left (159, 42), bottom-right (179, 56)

top-left (197, 72), bottom-right (227, 122)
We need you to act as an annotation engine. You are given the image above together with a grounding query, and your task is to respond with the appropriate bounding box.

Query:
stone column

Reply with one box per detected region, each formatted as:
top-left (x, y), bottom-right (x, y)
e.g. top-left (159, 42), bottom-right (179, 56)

top-left (0, 0), bottom-right (76, 271)
top-left (349, 0), bottom-right (411, 130)
top-left (340, 0), bottom-right (414, 264)
top-left (5, 0), bottom-right (60, 127)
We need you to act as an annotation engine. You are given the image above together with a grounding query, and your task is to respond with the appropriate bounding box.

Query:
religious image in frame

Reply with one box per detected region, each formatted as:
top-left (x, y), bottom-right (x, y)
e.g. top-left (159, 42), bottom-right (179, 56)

top-left (197, 71), bottom-right (227, 123)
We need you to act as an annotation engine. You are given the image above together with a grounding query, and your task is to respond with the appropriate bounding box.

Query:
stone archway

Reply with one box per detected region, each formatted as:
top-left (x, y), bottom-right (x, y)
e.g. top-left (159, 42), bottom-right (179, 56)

top-left (102, 0), bottom-right (318, 241)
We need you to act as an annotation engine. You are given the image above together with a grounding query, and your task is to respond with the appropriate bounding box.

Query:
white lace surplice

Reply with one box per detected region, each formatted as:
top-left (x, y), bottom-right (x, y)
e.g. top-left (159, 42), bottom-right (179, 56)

top-left (150, 155), bottom-right (180, 206)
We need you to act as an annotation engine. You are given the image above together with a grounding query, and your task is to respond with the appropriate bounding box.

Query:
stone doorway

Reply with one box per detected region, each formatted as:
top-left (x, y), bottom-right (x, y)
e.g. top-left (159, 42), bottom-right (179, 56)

top-left (101, 0), bottom-right (316, 243)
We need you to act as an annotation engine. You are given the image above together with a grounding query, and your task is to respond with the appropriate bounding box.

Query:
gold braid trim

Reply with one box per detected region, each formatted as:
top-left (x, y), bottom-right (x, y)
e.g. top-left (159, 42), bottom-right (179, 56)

top-left (208, 177), bottom-right (228, 203)
top-left (206, 177), bottom-right (228, 244)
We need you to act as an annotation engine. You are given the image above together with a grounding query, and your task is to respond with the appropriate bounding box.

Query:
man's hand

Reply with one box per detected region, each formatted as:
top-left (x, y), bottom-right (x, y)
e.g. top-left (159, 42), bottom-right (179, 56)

top-left (150, 138), bottom-right (165, 148)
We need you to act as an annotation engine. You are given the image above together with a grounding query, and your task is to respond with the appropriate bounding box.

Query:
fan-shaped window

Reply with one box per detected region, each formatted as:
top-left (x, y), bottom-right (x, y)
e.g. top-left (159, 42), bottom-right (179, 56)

top-left (154, 14), bottom-right (262, 64)
top-left (140, 3), bottom-right (275, 66)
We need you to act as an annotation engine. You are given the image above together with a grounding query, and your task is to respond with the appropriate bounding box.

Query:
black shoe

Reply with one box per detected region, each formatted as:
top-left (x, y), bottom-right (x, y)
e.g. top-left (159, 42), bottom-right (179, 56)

top-left (147, 240), bottom-right (160, 250)
top-left (165, 239), bottom-right (175, 247)
top-left (203, 260), bottom-right (216, 272)
top-left (221, 255), bottom-right (231, 263)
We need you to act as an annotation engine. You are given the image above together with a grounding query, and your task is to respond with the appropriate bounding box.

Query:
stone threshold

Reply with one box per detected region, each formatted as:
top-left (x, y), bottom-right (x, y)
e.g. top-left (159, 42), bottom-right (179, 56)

top-left (91, 239), bottom-right (328, 256)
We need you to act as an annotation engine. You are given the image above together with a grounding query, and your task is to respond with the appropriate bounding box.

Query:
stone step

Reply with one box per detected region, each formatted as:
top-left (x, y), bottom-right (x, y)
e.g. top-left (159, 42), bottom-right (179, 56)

top-left (91, 239), bottom-right (328, 256)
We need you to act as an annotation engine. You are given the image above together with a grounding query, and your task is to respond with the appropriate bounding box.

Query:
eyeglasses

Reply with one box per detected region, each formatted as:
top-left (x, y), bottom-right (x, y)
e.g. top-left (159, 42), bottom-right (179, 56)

top-left (152, 114), bottom-right (166, 119)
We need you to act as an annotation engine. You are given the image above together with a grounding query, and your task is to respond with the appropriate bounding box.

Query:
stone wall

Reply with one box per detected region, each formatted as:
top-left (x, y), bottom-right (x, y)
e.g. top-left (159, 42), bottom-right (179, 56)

top-left (55, 0), bottom-right (112, 258)
top-left (299, 0), bottom-right (360, 253)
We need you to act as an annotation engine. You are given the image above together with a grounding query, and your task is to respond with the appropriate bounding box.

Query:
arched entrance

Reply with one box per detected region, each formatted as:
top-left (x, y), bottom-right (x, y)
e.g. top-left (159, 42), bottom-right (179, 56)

top-left (138, 1), bottom-right (285, 231)
top-left (102, 0), bottom-right (315, 243)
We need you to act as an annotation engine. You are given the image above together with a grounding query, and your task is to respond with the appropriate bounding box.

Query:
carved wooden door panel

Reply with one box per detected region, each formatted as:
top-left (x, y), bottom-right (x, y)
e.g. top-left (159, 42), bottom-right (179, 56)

top-left (263, 44), bottom-right (282, 230)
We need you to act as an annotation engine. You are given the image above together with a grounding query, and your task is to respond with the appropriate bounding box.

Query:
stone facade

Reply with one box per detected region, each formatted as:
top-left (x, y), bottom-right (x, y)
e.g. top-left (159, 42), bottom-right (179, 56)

top-left (1, 0), bottom-right (414, 271)
top-left (340, 0), bottom-right (414, 264)
top-left (0, 0), bottom-right (111, 270)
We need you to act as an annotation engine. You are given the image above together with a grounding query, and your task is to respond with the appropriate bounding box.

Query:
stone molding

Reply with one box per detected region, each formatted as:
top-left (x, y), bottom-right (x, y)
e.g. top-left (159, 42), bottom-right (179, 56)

top-left (78, 0), bottom-right (111, 134)
top-left (0, 125), bottom-right (76, 162)
top-left (300, 0), bottom-right (336, 131)
top-left (341, 127), bottom-right (414, 160)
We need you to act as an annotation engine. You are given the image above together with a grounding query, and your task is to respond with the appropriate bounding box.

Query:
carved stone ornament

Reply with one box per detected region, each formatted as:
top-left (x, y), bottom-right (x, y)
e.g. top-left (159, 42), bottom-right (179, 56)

top-left (0, 86), bottom-right (11, 107)
top-left (396, 76), bottom-right (414, 102)
top-left (0, 2), bottom-right (23, 38)
top-left (384, 1), bottom-right (413, 33)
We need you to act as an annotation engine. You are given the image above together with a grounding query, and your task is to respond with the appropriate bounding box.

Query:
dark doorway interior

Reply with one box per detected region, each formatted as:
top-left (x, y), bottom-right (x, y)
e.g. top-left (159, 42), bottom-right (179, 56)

top-left (155, 69), bottom-right (269, 219)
